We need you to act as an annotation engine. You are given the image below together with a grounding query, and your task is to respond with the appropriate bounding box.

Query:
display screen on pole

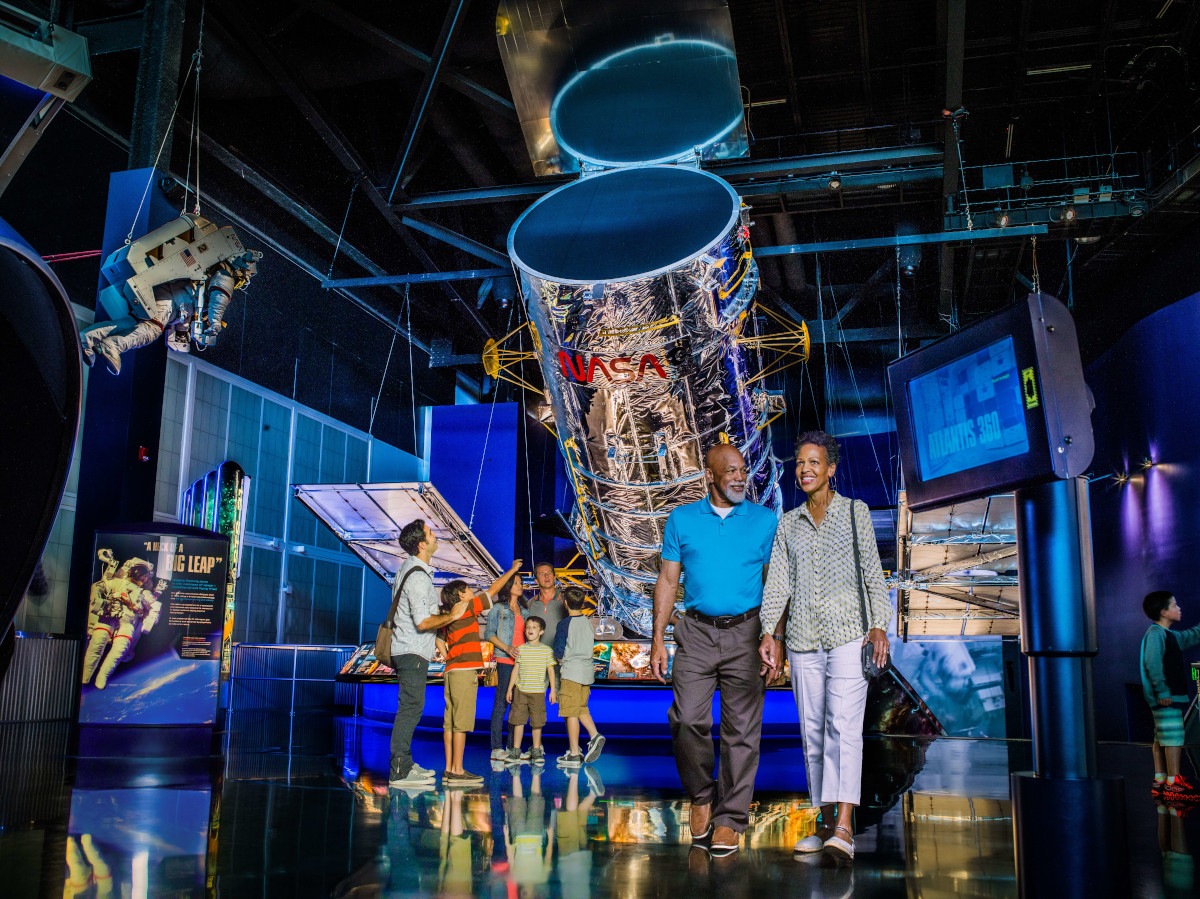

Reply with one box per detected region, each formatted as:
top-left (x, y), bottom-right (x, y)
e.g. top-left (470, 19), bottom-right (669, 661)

top-left (906, 336), bottom-right (1030, 482)
top-left (888, 293), bottom-right (1095, 512)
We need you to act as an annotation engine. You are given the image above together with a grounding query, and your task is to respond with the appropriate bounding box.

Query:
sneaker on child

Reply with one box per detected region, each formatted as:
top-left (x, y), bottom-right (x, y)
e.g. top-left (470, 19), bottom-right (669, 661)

top-left (557, 751), bottom-right (583, 767)
top-left (584, 734), bottom-right (606, 763)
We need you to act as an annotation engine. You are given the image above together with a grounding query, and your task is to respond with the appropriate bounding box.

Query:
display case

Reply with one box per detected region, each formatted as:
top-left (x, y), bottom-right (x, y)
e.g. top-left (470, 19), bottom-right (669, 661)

top-left (335, 638), bottom-right (792, 688)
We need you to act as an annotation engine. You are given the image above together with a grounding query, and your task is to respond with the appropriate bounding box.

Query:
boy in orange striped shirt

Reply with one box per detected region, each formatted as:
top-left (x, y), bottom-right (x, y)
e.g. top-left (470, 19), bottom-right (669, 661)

top-left (437, 562), bottom-right (521, 784)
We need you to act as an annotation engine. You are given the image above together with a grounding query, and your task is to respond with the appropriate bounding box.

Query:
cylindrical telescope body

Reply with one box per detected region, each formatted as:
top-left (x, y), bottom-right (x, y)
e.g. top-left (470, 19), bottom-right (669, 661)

top-left (508, 164), bottom-right (779, 634)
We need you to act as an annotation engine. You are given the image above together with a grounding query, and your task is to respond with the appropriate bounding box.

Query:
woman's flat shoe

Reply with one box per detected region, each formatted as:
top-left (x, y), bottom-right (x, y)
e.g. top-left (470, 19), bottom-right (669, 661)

top-left (824, 834), bottom-right (854, 859)
top-left (794, 834), bottom-right (824, 854)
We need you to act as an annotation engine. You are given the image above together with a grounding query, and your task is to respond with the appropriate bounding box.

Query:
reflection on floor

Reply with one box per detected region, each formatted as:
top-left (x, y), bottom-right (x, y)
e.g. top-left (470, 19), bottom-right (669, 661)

top-left (0, 714), bottom-right (1196, 897)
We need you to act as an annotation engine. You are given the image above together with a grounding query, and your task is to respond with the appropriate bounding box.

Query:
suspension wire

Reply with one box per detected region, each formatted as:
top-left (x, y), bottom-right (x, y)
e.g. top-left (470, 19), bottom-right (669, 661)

top-left (1060, 240), bottom-right (1077, 309)
top-left (951, 115), bottom-right (974, 231)
top-left (125, 49), bottom-right (200, 243)
top-left (469, 302), bottom-right (517, 529)
top-left (190, 0), bottom-right (205, 214)
top-left (895, 246), bottom-right (903, 360)
top-left (1030, 236), bottom-right (1041, 295)
top-left (368, 307), bottom-right (402, 438)
top-left (824, 249), bottom-right (894, 505)
top-left (406, 286), bottom-right (418, 456)
top-left (327, 181), bottom-right (358, 278)
top-left (517, 316), bottom-right (535, 564)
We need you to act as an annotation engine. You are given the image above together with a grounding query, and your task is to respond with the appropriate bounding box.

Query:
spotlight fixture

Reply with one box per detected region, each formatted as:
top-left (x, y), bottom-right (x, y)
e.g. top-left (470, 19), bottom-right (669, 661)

top-left (1129, 200), bottom-right (1148, 217)
top-left (1051, 205), bottom-right (1077, 223)
top-left (827, 173), bottom-right (842, 190)
top-left (1074, 234), bottom-right (1101, 245)
top-left (991, 209), bottom-right (1011, 228)
top-left (1114, 471), bottom-right (1129, 485)
top-left (1142, 457), bottom-right (1155, 470)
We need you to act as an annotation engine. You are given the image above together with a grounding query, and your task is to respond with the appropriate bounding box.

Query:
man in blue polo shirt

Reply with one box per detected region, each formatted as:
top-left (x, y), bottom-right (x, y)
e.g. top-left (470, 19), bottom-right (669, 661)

top-left (650, 443), bottom-right (777, 857)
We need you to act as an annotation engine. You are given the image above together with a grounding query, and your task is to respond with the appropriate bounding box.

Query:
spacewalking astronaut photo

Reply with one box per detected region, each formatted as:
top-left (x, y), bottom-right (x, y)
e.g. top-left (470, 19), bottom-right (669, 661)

top-left (78, 529), bottom-right (228, 725)
top-left (81, 549), bottom-right (164, 690)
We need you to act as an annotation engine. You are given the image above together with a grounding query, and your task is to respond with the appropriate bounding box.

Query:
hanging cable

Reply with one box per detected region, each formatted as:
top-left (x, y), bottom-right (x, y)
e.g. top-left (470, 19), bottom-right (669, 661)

top-left (895, 245), bottom-right (903, 360)
top-left (469, 302), bottom-right (517, 529)
top-left (190, 0), bottom-right (205, 214)
top-left (517, 314), bottom-right (535, 563)
top-left (1030, 236), bottom-right (1041, 296)
top-left (950, 113), bottom-right (974, 231)
top-left (368, 309), bottom-right (403, 438)
top-left (327, 181), bottom-right (358, 278)
top-left (125, 51), bottom-right (199, 243)
top-left (406, 285), bottom-right (418, 458)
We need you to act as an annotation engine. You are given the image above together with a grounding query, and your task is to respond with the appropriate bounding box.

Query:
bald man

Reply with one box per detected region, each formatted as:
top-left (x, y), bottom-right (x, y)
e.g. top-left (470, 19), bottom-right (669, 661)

top-left (650, 444), bottom-right (777, 856)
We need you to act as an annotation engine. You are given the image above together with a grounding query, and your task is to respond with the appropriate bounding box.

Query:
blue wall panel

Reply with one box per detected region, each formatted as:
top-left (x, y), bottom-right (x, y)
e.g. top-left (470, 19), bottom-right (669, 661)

top-left (1086, 290), bottom-right (1200, 740)
top-left (430, 403), bottom-right (518, 567)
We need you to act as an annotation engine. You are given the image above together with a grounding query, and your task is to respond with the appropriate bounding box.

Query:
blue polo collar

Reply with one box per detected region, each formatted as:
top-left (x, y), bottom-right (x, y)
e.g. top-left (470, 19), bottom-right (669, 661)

top-left (699, 496), bottom-right (750, 517)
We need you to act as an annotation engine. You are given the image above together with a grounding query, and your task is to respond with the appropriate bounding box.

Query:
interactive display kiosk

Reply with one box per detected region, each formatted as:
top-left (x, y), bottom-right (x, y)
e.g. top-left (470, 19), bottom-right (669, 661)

top-left (889, 293), bottom-right (1126, 898)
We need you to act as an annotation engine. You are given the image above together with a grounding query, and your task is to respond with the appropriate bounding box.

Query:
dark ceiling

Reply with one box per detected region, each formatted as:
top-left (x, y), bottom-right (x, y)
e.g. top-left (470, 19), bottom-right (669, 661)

top-left (4, 0), bottom-right (1200, 435)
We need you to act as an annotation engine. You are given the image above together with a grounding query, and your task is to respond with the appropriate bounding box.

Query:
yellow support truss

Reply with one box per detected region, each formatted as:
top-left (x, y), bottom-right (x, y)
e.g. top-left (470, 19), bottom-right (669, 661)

top-left (737, 303), bottom-right (811, 386)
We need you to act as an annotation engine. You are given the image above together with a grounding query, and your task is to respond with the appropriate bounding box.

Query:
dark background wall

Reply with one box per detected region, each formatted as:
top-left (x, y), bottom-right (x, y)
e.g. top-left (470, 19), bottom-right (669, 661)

top-left (1087, 290), bottom-right (1200, 741)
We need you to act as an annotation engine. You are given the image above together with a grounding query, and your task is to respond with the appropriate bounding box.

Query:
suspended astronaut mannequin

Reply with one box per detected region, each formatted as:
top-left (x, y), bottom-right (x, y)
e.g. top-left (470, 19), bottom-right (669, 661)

top-left (79, 213), bottom-right (261, 374)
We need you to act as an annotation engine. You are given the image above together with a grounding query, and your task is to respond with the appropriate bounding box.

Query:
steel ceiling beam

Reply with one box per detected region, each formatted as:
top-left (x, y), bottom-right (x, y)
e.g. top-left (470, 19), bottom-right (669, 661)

top-left (393, 148), bottom-right (945, 211)
top-left (297, 0), bottom-right (516, 120)
top-left (219, 2), bottom-right (494, 340)
top-left (399, 216), bottom-right (509, 267)
top-left (387, 0), bottom-right (474, 204)
top-left (755, 223), bottom-right (1048, 257)
top-left (711, 144), bottom-right (943, 180)
top-left (323, 268), bottom-right (508, 289)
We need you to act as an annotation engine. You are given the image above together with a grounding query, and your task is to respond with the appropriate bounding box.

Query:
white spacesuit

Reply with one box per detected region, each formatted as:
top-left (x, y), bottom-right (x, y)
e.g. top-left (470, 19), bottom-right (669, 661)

top-left (86, 548), bottom-right (119, 633)
top-left (79, 214), bottom-right (261, 375)
top-left (81, 558), bottom-right (163, 689)
top-left (81, 264), bottom-right (250, 375)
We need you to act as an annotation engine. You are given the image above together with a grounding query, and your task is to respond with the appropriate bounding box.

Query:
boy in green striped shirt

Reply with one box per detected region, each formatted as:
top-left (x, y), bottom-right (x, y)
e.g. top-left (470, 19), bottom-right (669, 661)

top-left (507, 616), bottom-right (556, 764)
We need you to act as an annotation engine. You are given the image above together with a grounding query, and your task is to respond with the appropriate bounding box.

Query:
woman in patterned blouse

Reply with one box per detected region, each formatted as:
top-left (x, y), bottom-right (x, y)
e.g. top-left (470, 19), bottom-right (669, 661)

top-left (757, 430), bottom-right (892, 861)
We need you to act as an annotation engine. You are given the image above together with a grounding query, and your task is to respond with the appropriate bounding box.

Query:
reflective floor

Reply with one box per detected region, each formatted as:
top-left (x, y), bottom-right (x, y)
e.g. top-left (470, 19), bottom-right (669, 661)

top-left (0, 714), bottom-right (1197, 897)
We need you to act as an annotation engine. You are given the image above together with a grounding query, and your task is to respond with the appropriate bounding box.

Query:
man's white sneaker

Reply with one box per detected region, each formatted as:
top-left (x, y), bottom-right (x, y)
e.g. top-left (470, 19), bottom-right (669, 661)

top-left (389, 767), bottom-right (435, 788)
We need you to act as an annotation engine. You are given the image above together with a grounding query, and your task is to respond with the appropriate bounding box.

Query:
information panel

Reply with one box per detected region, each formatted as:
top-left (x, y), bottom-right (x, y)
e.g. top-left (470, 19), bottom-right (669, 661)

top-left (79, 528), bottom-right (228, 725)
top-left (906, 336), bottom-right (1031, 482)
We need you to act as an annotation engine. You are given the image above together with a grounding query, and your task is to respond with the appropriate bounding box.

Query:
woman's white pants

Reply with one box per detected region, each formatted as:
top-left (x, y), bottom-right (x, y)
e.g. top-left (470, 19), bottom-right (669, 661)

top-left (788, 638), bottom-right (868, 806)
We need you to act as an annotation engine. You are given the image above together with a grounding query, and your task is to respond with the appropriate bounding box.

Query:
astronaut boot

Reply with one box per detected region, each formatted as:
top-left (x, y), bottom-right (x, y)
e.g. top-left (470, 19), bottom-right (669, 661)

top-left (81, 631), bottom-right (110, 684)
top-left (94, 637), bottom-right (128, 689)
top-left (95, 340), bottom-right (122, 375)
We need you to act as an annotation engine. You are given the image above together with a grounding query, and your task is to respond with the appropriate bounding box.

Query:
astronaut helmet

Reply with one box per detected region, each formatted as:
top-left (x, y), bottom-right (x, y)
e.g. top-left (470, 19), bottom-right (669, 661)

top-left (121, 558), bottom-right (155, 586)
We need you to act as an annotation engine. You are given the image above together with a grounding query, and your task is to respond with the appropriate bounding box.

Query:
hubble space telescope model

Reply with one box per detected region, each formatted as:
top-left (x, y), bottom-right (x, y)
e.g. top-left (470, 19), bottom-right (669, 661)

top-left (81, 214), bottom-right (261, 373)
top-left (493, 0), bottom-right (809, 634)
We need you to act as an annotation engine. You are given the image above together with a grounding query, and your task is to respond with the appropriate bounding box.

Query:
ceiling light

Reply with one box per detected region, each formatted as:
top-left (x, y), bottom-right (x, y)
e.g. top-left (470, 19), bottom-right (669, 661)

top-left (1026, 64), bottom-right (1092, 76)
top-left (991, 209), bottom-right (1011, 228)
top-left (827, 173), bottom-right (842, 190)
top-left (876, 182), bottom-right (898, 190)
top-left (1129, 200), bottom-right (1148, 217)
top-left (1074, 234), bottom-right (1101, 244)
top-left (1051, 205), bottom-right (1077, 223)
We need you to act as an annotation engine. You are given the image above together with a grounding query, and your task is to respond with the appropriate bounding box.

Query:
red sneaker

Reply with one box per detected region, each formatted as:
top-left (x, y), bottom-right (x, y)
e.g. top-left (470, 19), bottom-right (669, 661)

top-left (1161, 775), bottom-right (1200, 800)
top-left (1152, 780), bottom-right (1166, 795)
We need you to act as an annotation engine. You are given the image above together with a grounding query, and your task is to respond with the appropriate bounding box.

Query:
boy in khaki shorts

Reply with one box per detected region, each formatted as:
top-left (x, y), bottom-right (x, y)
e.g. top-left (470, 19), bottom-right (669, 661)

top-left (507, 616), bottom-right (556, 764)
top-left (437, 563), bottom-right (521, 784)
top-left (553, 586), bottom-right (605, 766)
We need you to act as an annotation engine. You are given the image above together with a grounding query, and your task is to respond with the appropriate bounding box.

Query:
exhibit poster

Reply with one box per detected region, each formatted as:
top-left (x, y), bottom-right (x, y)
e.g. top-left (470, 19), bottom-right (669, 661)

top-left (65, 786), bottom-right (213, 897)
top-left (79, 527), bottom-right (229, 725)
top-left (607, 642), bottom-right (658, 679)
top-left (592, 642), bottom-right (612, 680)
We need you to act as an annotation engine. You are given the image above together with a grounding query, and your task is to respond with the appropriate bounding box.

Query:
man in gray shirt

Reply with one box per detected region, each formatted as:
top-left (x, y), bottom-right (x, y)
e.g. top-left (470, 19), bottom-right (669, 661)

top-left (389, 519), bottom-right (470, 787)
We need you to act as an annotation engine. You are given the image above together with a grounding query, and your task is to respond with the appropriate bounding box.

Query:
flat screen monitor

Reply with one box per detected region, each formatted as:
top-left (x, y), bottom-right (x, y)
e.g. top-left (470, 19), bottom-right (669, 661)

top-left (906, 336), bottom-right (1031, 483)
top-left (888, 293), bottom-right (1094, 511)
